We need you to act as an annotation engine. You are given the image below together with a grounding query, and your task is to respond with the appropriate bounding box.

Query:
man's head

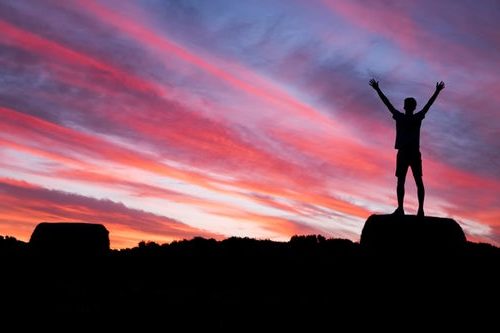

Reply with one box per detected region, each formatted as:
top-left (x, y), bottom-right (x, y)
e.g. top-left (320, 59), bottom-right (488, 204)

top-left (404, 97), bottom-right (417, 114)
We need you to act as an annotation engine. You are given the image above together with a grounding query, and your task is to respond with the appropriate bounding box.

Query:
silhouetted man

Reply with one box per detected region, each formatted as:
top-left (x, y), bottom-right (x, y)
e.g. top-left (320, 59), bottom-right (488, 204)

top-left (369, 79), bottom-right (445, 216)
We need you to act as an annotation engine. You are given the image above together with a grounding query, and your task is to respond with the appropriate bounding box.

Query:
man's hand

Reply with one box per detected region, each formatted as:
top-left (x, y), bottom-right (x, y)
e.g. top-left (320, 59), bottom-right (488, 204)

top-left (369, 79), bottom-right (380, 90)
top-left (370, 78), bottom-right (397, 114)
top-left (436, 81), bottom-right (445, 92)
top-left (422, 81), bottom-right (445, 113)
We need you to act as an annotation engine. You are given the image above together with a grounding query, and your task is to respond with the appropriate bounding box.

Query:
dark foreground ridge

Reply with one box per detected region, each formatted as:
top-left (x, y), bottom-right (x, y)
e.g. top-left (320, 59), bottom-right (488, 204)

top-left (0, 221), bottom-right (498, 323)
top-left (361, 214), bottom-right (466, 253)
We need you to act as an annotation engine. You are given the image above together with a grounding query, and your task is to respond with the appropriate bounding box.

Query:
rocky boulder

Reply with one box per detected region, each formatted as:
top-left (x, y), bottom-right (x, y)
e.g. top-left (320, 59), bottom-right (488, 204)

top-left (29, 222), bottom-right (110, 255)
top-left (360, 214), bottom-right (466, 254)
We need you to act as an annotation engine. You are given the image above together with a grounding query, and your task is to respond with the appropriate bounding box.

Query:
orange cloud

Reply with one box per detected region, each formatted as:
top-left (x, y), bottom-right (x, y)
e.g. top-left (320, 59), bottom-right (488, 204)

top-left (0, 178), bottom-right (222, 248)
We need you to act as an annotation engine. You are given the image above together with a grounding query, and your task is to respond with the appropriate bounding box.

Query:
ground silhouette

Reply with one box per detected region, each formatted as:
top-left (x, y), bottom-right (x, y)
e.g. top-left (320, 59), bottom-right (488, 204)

top-left (0, 222), bottom-right (498, 326)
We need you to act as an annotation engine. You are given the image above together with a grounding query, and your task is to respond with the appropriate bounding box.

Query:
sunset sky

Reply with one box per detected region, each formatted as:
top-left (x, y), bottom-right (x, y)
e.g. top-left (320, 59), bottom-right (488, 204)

top-left (1, 0), bottom-right (499, 248)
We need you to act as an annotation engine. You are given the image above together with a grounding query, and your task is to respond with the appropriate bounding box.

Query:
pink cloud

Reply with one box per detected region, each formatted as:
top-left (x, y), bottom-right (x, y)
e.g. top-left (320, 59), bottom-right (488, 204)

top-left (0, 19), bottom-right (159, 95)
top-left (74, 0), bottom-right (337, 128)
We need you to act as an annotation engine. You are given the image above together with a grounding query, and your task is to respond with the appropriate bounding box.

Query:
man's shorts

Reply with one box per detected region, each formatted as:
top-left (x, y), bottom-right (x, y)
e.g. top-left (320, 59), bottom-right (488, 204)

top-left (396, 149), bottom-right (422, 177)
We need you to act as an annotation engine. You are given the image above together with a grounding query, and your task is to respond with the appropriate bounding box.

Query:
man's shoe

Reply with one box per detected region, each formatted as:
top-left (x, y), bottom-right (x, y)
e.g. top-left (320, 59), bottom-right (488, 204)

top-left (392, 207), bottom-right (405, 216)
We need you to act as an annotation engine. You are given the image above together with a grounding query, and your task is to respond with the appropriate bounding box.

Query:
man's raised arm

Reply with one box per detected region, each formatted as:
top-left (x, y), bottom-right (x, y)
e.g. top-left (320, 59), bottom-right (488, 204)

top-left (369, 79), bottom-right (397, 115)
top-left (421, 81), bottom-right (445, 114)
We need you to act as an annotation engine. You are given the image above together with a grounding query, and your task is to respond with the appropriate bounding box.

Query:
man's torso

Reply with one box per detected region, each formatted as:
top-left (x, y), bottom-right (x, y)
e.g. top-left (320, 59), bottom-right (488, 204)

top-left (393, 111), bottom-right (425, 150)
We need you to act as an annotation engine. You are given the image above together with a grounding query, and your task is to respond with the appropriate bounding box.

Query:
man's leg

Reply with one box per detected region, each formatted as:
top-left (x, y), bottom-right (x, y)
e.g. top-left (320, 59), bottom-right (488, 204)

top-left (412, 150), bottom-right (425, 217)
top-left (395, 176), bottom-right (405, 215)
top-left (394, 150), bottom-right (408, 215)
top-left (414, 175), bottom-right (425, 217)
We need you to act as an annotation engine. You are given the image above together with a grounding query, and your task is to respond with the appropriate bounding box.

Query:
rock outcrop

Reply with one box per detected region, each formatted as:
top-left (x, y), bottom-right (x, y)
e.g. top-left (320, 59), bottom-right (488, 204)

top-left (29, 222), bottom-right (109, 255)
top-left (360, 214), bottom-right (466, 254)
